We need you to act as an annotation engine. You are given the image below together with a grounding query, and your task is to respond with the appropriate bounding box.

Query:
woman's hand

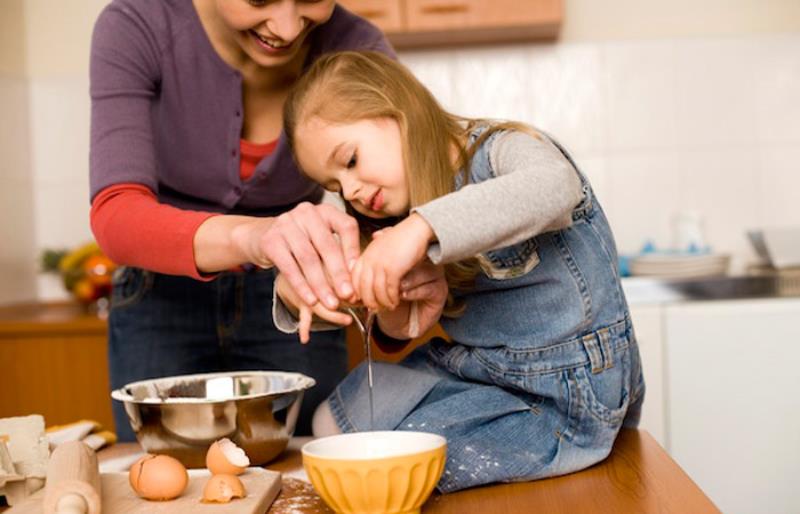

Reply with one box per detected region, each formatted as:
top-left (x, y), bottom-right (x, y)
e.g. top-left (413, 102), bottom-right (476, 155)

top-left (232, 202), bottom-right (360, 310)
top-left (351, 213), bottom-right (434, 311)
top-left (376, 259), bottom-right (447, 340)
top-left (275, 273), bottom-right (354, 344)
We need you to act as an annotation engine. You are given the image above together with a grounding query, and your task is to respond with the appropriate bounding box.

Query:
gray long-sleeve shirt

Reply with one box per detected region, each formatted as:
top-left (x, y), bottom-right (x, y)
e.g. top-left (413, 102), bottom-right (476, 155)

top-left (414, 130), bottom-right (584, 265)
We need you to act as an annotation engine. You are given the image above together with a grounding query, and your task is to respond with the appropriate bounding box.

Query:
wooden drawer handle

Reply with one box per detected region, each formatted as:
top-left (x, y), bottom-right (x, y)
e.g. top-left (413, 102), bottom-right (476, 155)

top-left (355, 8), bottom-right (388, 19)
top-left (420, 3), bottom-right (470, 15)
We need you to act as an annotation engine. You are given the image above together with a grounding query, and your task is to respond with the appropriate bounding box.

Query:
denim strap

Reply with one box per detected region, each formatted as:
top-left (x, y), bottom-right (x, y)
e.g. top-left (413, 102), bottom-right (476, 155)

top-left (582, 326), bottom-right (616, 374)
top-left (581, 333), bottom-right (605, 374)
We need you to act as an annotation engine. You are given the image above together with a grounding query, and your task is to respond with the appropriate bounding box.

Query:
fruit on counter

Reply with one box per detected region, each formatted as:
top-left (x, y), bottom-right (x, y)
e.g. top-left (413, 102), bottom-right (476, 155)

top-left (41, 241), bottom-right (117, 305)
top-left (128, 454), bottom-right (188, 501)
top-left (201, 474), bottom-right (247, 503)
top-left (82, 253), bottom-right (116, 287)
top-left (206, 438), bottom-right (250, 476)
top-left (72, 278), bottom-right (99, 303)
top-left (58, 241), bottom-right (101, 273)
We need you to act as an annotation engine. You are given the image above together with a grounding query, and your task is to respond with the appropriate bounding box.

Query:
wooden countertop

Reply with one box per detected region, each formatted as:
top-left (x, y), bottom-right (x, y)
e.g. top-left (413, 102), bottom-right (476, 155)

top-left (0, 302), bottom-right (106, 336)
top-left (40, 429), bottom-right (717, 514)
top-left (269, 429), bottom-right (720, 513)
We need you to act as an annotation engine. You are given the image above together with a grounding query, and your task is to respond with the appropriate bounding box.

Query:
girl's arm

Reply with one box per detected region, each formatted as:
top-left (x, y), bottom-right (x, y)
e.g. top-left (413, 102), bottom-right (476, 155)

top-left (413, 130), bottom-right (584, 265)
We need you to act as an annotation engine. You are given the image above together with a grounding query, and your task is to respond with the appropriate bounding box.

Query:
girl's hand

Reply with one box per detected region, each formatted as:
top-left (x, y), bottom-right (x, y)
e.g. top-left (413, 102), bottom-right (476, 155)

top-left (232, 202), bottom-right (360, 310)
top-left (275, 273), bottom-right (353, 344)
top-left (351, 214), bottom-right (434, 311)
top-left (376, 259), bottom-right (448, 339)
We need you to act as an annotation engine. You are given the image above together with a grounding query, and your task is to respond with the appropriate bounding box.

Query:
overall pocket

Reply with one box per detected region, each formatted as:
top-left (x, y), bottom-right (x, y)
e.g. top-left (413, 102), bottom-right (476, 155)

top-left (110, 266), bottom-right (153, 309)
top-left (570, 343), bottom-right (631, 427)
top-left (478, 237), bottom-right (540, 280)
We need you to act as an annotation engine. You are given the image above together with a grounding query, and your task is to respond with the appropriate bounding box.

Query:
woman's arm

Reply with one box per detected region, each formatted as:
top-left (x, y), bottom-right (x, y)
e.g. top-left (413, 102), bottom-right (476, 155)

top-left (198, 202), bottom-right (360, 307)
top-left (90, 6), bottom-right (359, 305)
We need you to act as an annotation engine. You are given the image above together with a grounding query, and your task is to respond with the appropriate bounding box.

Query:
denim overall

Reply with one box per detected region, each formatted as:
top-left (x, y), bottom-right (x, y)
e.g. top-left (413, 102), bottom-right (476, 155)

top-left (327, 127), bottom-right (645, 492)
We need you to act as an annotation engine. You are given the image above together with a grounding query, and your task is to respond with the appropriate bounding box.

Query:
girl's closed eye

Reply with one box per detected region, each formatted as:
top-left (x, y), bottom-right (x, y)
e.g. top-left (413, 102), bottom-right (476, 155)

top-left (346, 151), bottom-right (357, 169)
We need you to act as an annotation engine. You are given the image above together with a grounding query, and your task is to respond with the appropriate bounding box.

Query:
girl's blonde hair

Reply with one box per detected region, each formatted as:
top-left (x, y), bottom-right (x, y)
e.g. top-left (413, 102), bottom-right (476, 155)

top-left (284, 51), bottom-right (539, 316)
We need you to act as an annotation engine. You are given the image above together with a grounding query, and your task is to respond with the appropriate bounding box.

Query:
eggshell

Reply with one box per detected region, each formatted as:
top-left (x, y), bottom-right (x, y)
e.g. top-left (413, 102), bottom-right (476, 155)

top-left (206, 438), bottom-right (250, 475)
top-left (128, 454), bottom-right (188, 501)
top-left (201, 474), bottom-right (247, 503)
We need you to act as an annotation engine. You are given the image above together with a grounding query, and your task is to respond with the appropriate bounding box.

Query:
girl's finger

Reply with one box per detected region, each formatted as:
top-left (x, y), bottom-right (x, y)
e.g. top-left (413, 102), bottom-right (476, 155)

top-left (359, 265), bottom-right (378, 311)
top-left (299, 305), bottom-right (312, 344)
top-left (312, 305), bottom-right (354, 326)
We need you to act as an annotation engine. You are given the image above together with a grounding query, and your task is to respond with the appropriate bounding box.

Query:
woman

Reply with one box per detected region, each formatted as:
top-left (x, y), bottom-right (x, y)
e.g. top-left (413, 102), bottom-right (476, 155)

top-left (89, 0), bottom-right (394, 439)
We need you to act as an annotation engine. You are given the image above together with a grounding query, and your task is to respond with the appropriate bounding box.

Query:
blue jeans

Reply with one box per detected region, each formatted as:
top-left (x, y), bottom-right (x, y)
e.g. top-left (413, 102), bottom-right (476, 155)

top-left (328, 318), bottom-right (645, 492)
top-left (108, 267), bottom-right (347, 441)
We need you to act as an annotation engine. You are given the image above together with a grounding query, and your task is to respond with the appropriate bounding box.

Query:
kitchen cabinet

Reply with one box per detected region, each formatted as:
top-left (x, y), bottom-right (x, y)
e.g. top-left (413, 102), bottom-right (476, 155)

top-left (339, 0), bottom-right (562, 48)
top-left (663, 299), bottom-right (800, 514)
top-left (629, 305), bottom-right (667, 447)
top-left (0, 302), bottom-right (114, 431)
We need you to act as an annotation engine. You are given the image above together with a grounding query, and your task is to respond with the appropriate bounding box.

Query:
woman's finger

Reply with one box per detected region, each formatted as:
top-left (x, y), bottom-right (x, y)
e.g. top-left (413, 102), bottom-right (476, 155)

top-left (268, 239), bottom-right (318, 306)
top-left (320, 206), bottom-right (361, 275)
top-left (399, 261), bottom-right (441, 292)
top-left (282, 216), bottom-right (339, 310)
top-left (301, 207), bottom-right (357, 301)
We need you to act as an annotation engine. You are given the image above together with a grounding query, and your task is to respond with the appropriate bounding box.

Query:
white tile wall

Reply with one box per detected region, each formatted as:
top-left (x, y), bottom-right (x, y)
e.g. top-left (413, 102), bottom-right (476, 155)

top-left (0, 176), bottom-right (38, 304)
top-left (401, 32), bottom-right (800, 267)
top-left (26, 77), bottom-right (94, 299)
top-left (758, 144), bottom-right (800, 229)
top-left (753, 35), bottom-right (800, 144)
top-left (28, 77), bottom-right (92, 185)
top-left (602, 39), bottom-right (679, 151)
top-left (0, 75), bottom-right (37, 304)
top-left (672, 38), bottom-right (759, 148)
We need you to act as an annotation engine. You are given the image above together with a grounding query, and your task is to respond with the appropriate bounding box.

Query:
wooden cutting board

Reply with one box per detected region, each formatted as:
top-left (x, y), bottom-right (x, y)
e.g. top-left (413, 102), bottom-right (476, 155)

top-left (8, 467), bottom-right (282, 514)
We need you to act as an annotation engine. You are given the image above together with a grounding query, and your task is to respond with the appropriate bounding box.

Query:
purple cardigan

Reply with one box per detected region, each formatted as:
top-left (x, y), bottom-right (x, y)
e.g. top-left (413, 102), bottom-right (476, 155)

top-left (90, 0), bottom-right (394, 215)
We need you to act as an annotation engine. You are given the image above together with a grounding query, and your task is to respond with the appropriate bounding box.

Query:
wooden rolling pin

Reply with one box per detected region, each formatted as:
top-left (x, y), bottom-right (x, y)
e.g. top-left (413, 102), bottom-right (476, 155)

top-left (42, 441), bottom-right (102, 514)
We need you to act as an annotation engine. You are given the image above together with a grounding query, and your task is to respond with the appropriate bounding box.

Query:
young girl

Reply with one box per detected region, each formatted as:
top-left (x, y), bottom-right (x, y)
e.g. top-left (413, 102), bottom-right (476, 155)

top-left (277, 51), bottom-right (645, 492)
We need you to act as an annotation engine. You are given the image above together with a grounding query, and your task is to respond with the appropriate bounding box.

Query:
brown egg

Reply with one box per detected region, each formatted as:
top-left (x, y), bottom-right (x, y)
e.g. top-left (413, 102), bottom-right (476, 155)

top-left (206, 438), bottom-right (250, 476)
top-left (201, 474), bottom-right (247, 503)
top-left (128, 454), bottom-right (188, 501)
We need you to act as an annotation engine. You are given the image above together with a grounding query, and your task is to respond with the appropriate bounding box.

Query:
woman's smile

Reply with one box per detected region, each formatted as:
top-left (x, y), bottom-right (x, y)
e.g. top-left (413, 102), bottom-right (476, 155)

top-left (248, 29), bottom-right (298, 55)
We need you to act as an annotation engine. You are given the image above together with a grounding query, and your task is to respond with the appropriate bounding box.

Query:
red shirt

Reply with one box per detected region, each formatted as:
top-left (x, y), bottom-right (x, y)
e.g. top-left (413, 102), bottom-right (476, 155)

top-left (91, 139), bottom-right (278, 279)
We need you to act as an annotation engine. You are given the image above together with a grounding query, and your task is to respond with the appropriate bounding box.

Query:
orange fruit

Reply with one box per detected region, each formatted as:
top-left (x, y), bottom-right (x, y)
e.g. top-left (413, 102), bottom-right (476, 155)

top-left (83, 254), bottom-right (116, 287)
top-left (73, 278), bottom-right (97, 303)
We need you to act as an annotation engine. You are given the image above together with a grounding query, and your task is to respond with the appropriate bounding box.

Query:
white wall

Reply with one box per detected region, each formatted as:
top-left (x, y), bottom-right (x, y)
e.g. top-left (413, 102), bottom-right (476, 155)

top-left (401, 32), bottom-right (800, 271)
top-left (1, 1), bottom-right (800, 304)
top-left (0, 0), bottom-right (36, 304)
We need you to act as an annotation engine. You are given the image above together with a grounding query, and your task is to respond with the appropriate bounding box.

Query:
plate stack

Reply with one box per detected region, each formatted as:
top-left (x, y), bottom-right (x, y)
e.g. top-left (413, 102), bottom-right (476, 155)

top-left (629, 253), bottom-right (730, 279)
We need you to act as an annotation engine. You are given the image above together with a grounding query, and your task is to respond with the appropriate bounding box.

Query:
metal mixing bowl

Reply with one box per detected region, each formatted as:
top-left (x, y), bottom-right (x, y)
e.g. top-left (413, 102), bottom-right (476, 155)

top-left (111, 371), bottom-right (315, 468)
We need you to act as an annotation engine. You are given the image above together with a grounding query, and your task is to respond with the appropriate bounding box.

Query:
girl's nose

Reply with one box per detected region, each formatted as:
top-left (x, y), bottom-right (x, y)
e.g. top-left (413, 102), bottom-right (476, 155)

top-left (264, 1), bottom-right (305, 42)
top-left (340, 176), bottom-right (361, 203)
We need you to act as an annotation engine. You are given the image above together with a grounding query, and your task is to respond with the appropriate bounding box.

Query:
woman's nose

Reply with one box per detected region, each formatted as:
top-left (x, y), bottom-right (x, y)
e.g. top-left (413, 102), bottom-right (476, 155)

top-left (265, 1), bottom-right (305, 42)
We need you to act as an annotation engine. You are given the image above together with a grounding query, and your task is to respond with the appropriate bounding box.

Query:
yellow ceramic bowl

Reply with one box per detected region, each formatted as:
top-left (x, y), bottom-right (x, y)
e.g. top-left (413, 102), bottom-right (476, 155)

top-left (302, 431), bottom-right (447, 514)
